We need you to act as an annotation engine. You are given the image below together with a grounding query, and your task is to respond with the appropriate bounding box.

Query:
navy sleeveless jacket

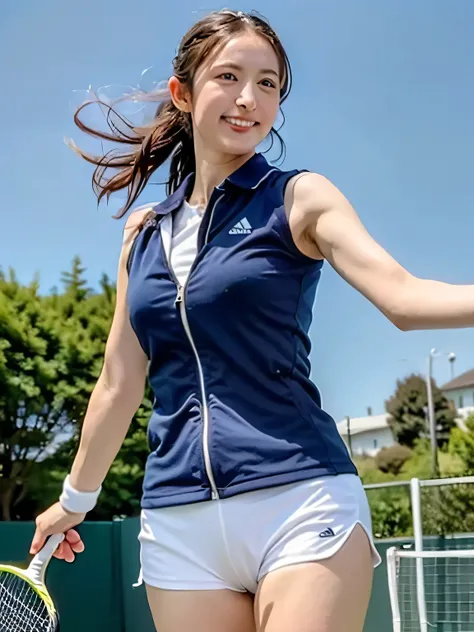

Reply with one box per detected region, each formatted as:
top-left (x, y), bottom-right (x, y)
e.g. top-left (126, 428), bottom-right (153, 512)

top-left (127, 153), bottom-right (356, 509)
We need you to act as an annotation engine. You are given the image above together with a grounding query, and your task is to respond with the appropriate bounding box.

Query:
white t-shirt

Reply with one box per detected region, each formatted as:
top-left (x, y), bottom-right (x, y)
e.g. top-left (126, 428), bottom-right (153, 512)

top-left (160, 201), bottom-right (204, 287)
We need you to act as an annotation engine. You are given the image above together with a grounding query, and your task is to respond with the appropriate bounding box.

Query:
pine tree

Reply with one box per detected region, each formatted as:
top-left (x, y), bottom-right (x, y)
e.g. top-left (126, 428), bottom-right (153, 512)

top-left (0, 261), bottom-right (150, 520)
top-left (0, 267), bottom-right (106, 519)
top-left (60, 256), bottom-right (90, 301)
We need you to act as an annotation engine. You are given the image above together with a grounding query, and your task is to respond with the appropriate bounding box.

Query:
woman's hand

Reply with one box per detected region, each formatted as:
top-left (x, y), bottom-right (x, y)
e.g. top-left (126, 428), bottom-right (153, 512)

top-left (30, 502), bottom-right (86, 562)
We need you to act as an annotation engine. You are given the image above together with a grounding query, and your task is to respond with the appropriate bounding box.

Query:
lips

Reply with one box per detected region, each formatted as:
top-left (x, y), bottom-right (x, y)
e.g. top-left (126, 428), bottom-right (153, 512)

top-left (222, 116), bottom-right (258, 129)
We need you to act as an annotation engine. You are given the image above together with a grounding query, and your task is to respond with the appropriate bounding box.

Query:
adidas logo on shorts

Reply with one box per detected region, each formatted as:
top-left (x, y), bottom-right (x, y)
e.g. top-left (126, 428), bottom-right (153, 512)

top-left (318, 527), bottom-right (336, 538)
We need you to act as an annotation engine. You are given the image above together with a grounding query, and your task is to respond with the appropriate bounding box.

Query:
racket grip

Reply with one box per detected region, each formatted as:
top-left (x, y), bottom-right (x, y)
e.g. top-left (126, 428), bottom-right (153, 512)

top-left (29, 534), bottom-right (65, 584)
top-left (38, 534), bottom-right (65, 561)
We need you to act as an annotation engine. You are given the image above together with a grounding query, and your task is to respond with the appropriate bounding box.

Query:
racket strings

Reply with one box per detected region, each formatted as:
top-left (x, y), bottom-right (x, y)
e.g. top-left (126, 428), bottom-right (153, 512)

top-left (0, 572), bottom-right (53, 632)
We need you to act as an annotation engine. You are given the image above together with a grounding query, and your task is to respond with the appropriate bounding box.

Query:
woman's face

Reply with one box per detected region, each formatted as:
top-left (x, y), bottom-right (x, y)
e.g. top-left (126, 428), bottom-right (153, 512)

top-left (187, 32), bottom-right (282, 159)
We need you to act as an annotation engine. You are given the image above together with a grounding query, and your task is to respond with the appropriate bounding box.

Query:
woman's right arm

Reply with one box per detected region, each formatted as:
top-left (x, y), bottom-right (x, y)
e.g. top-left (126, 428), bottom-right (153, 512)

top-left (68, 211), bottom-right (150, 493)
top-left (30, 209), bottom-right (151, 560)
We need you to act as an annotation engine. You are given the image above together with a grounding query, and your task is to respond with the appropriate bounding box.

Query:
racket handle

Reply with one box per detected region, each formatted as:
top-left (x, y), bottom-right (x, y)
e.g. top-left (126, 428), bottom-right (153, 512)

top-left (29, 533), bottom-right (65, 584)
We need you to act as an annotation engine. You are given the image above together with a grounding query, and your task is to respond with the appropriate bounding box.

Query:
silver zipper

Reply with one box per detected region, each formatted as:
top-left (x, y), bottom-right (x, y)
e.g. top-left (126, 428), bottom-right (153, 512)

top-left (166, 193), bottom-right (225, 500)
top-left (175, 288), bottom-right (219, 499)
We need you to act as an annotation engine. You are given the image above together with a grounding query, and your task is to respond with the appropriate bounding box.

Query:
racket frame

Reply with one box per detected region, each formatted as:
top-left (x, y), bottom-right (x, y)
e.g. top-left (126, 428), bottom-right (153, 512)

top-left (0, 533), bottom-right (64, 630)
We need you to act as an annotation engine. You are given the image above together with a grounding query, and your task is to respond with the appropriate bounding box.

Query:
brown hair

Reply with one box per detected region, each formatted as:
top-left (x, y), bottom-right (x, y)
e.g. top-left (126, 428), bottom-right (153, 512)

top-left (70, 9), bottom-right (292, 218)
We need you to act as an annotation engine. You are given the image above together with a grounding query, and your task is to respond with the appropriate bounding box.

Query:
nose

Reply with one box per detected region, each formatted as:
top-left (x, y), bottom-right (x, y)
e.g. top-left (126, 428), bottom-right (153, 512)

top-left (235, 82), bottom-right (257, 111)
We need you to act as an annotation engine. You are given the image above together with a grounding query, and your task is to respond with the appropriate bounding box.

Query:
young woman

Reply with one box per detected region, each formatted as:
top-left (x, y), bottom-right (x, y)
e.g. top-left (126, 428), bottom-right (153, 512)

top-left (30, 9), bottom-right (474, 632)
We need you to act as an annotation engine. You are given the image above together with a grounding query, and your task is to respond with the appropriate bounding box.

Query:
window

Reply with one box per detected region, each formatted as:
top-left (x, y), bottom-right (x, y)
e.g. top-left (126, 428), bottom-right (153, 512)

top-left (459, 394), bottom-right (464, 408)
top-left (373, 439), bottom-right (378, 449)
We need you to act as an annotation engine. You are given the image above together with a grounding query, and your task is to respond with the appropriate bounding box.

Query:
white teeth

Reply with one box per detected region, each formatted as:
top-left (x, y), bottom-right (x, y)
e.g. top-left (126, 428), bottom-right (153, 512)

top-left (225, 117), bottom-right (255, 128)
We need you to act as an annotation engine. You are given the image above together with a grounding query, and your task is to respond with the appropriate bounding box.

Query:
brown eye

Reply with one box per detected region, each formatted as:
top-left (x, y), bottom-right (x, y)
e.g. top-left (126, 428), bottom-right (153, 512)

top-left (218, 73), bottom-right (237, 81)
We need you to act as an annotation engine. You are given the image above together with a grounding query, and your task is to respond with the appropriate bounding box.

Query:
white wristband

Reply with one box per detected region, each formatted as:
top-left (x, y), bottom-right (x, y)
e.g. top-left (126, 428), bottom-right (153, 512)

top-left (59, 475), bottom-right (102, 514)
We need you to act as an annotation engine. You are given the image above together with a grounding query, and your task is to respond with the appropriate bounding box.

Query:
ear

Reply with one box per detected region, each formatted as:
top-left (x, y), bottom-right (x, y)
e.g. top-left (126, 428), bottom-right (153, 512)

top-left (168, 76), bottom-right (192, 113)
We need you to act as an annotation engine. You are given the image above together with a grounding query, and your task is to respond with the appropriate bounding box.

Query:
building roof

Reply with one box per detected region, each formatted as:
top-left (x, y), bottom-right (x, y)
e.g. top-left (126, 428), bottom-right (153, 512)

top-left (336, 414), bottom-right (390, 437)
top-left (337, 407), bottom-right (474, 438)
top-left (441, 369), bottom-right (474, 392)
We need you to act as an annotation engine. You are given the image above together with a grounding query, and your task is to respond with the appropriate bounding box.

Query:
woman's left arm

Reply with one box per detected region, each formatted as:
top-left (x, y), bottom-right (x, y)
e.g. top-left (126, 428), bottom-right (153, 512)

top-left (290, 172), bottom-right (474, 331)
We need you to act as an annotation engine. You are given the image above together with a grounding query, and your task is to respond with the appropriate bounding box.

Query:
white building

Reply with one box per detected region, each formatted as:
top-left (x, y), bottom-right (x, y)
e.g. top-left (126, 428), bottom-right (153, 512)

top-left (336, 413), bottom-right (395, 457)
top-left (337, 404), bottom-right (474, 457)
top-left (441, 369), bottom-right (474, 410)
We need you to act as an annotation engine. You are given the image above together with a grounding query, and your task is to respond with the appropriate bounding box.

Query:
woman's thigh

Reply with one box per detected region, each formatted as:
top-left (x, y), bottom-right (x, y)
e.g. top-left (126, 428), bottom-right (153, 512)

top-left (254, 524), bottom-right (374, 632)
top-left (146, 585), bottom-right (256, 632)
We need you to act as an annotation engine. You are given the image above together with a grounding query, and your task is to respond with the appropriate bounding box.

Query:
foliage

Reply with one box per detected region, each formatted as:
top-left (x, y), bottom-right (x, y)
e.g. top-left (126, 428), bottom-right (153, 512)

top-left (385, 374), bottom-right (456, 448)
top-left (368, 490), bottom-right (413, 539)
top-left (0, 260), bottom-right (150, 521)
top-left (418, 414), bottom-right (474, 536)
top-left (375, 444), bottom-right (412, 475)
top-left (0, 264), bottom-right (100, 519)
top-left (356, 440), bottom-right (469, 538)
top-left (449, 414), bottom-right (474, 474)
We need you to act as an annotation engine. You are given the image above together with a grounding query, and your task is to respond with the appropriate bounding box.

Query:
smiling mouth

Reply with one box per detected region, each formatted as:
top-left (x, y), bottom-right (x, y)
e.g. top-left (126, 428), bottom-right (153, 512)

top-left (222, 116), bottom-right (258, 129)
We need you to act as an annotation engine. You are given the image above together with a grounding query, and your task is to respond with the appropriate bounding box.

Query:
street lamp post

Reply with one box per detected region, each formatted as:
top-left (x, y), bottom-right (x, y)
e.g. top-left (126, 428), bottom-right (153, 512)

top-left (448, 352), bottom-right (456, 380)
top-left (426, 349), bottom-right (438, 477)
top-left (426, 349), bottom-right (456, 478)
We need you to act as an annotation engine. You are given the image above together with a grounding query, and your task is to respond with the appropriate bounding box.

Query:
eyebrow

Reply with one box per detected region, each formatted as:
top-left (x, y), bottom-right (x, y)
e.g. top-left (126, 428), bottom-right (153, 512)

top-left (214, 61), bottom-right (280, 78)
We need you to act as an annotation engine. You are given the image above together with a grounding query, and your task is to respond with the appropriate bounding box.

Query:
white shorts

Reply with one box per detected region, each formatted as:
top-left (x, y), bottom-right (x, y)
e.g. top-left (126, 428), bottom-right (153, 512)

top-left (136, 474), bottom-right (381, 593)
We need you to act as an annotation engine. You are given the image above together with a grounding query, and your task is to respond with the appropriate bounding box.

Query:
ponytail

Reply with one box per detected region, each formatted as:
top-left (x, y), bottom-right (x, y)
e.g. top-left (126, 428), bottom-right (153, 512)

top-left (70, 9), bottom-right (292, 220)
top-left (69, 90), bottom-right (194, 218)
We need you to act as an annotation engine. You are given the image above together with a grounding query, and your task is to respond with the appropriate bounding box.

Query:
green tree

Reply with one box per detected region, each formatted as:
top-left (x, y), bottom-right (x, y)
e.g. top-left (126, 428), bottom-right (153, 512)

top-left (369, 493), bottom-right (412, 538)
top-left (0, 259), bottom-right (154, 521)
top-left (375, 444), bottom-right (412, 475)
top-left (0, 270), bottom-right (68, 519)
top-left (449, 414), bottom-right (474, 473)
top-left (386, 374), bottom-right (456, 449)
top-left (0, 261), bottom-right (114, 520)
top-left (60, 255), bottom-right (90, 302)
top-left (417, 414), bottom-right (474, 536)
top-left (31, 267), bottom-right (151, 520)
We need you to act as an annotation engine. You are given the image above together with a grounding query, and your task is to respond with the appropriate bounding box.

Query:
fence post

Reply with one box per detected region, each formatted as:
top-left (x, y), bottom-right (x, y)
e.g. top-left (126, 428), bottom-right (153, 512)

top-left (386, 547), bottom-right (401, 632)
top-left (410, 477), bottom-right (428, 632)
top-left (112, 518), bottom-right (127, 632)
top-left (346, 416), bottom-right (352, 458)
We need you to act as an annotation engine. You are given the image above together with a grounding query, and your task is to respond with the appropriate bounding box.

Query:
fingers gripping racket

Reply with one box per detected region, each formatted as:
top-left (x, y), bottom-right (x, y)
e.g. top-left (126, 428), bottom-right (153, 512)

top-left (0, 533), bottom-right (64, 632)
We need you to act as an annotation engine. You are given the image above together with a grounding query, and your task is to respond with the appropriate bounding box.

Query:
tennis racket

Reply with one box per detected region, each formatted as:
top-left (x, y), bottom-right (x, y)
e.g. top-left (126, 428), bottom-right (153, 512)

top-left (0, 533), bottom-right (64, 632)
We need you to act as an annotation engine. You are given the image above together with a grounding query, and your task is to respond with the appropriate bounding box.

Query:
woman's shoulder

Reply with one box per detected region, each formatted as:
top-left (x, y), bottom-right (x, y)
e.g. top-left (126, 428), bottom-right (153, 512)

top-left (284, 171), bottom-right (341, 216)
top-left (122, 203), bottom-right (159, 245)
top-left (282, 171), bottom-right (337, 262)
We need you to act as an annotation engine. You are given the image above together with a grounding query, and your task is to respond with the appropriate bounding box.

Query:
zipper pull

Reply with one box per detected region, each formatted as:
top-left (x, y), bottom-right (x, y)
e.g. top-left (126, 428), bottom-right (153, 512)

top-left (175, 285), bottom-right (184, 306)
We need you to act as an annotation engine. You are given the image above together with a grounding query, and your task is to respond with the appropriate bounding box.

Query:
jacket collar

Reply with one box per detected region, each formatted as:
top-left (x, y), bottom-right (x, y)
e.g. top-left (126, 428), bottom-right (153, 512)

top-left (224, 152), bottom-right (279, 190)
top-left (153, 153), bottom-right (279, 216)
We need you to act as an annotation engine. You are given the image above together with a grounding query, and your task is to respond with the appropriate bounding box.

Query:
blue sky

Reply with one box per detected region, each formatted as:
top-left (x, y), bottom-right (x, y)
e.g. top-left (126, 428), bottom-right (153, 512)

top-left (1, 0), bottom-right (473, 422)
